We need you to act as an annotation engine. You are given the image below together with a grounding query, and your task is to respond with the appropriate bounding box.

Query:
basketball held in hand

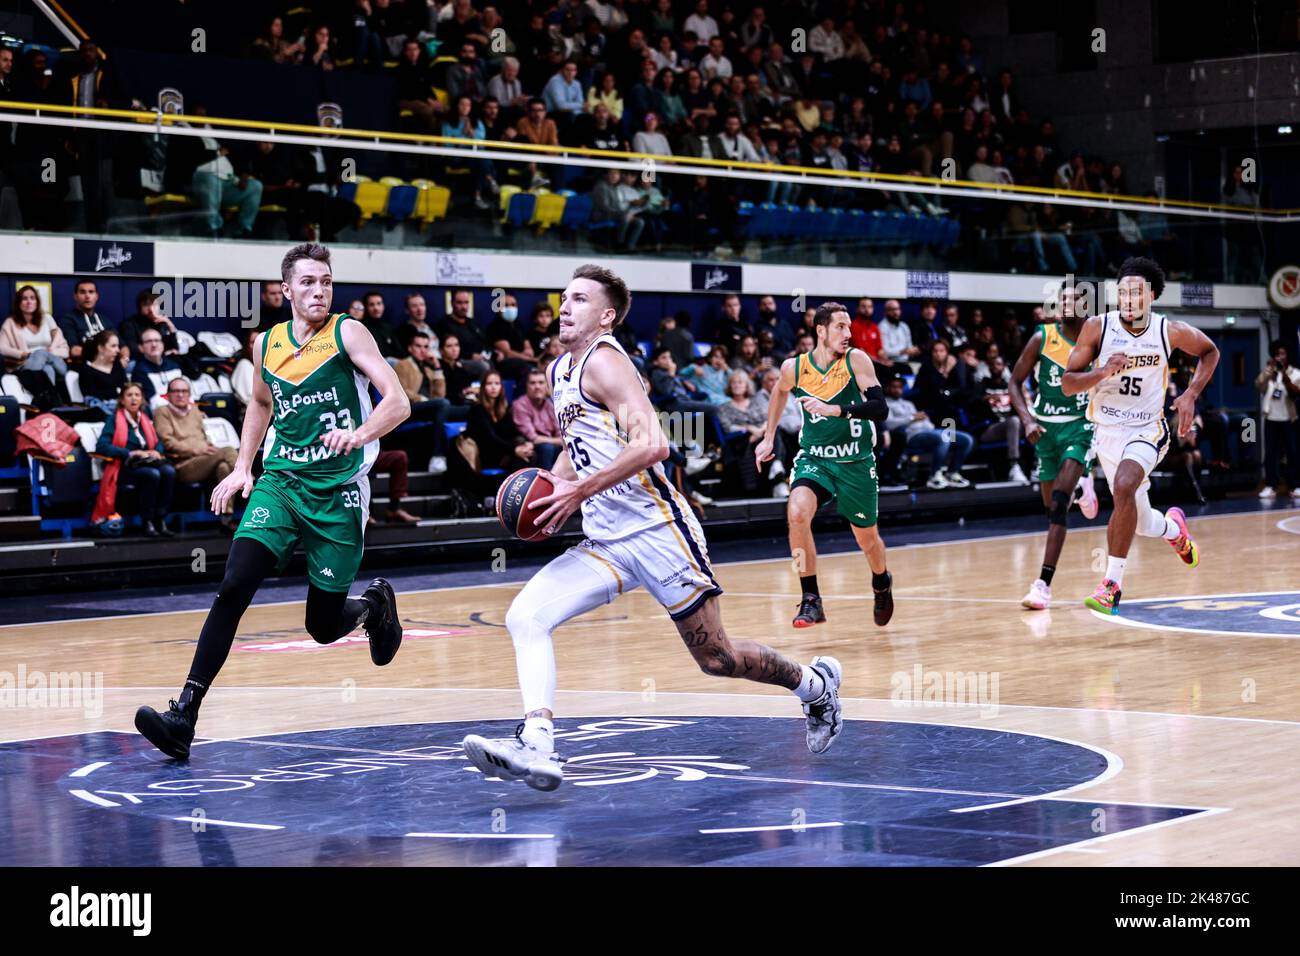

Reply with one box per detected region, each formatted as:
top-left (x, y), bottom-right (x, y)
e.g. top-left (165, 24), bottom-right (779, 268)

top-left (495, 468), bottom-right (556, 540)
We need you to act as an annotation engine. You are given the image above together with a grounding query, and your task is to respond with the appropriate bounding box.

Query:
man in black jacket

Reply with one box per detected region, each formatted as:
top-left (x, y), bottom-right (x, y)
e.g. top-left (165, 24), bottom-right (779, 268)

top-left (58, 278), bottom-right (119, 363)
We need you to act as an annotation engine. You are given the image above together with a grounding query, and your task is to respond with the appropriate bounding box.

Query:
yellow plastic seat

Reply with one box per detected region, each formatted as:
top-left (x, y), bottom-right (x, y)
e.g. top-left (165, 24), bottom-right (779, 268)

top-left (354, 181), bottom-right (391, 221)
top-left (414, 182), bottom-right (450, 226)
top-left (531, 191), bottom-right (566, 231)
top-left (497, 184), bottom-right (521, 215)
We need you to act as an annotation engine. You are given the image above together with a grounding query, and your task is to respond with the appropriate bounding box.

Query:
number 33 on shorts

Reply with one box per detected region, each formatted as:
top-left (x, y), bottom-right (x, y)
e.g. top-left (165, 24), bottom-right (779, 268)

top-left (341, 488), bottom-right (363, 509)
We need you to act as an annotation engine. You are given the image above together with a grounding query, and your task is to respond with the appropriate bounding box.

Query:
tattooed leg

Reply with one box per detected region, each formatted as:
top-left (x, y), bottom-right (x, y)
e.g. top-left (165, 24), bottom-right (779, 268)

top-left (674, 596), bottom-right (803, 689)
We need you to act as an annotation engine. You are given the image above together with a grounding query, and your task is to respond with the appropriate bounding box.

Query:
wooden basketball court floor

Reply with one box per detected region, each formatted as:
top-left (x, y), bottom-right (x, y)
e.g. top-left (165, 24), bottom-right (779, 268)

top-left (2, 506), bottom-right (1298, 866)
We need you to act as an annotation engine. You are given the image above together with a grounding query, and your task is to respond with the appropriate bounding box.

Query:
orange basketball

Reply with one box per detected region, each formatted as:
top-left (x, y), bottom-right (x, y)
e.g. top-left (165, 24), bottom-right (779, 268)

top-left (495, 468), bottom-right (556, 540)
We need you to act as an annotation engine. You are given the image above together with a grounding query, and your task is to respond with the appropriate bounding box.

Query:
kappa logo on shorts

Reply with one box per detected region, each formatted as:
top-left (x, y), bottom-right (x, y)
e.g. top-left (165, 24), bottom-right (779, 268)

top-left (245, 506), bottom-right (271, 527)
top-left (320, 567), bottom-right (335, 578)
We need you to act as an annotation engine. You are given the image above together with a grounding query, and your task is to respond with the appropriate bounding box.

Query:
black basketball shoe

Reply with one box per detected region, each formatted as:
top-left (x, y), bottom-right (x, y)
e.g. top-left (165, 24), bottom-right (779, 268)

top-left (134, 699), bottom-right (198, 760)
top-left (793, 593), bottom-right (826, 628)
top-left (362, 578), bottom-right (403, 666)
top-left (873, 572), bottom-right (894, 627)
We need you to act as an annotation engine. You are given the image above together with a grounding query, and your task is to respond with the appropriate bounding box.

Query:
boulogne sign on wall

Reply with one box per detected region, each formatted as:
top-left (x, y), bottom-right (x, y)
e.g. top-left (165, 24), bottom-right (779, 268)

top-left (72, 239), bottom-right (155, 276)
top-left (690, 263), bottom-right (741, 292)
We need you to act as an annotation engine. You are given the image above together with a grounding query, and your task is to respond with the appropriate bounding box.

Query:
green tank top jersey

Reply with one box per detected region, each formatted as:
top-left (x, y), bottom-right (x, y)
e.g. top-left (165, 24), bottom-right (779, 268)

top-left (791, 346), bottom-right (876, 462)
top-left (259, 313), bottom-right (378, 492)
top-left (1032, 322), bottom-right (1090, 423)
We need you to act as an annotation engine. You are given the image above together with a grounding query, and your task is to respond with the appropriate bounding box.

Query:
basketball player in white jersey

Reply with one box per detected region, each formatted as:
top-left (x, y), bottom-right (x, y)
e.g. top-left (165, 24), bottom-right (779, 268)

top-left (461, 265), bottom-right (845, 791)
top-left (1062, 257), bottom-right (1219, 614)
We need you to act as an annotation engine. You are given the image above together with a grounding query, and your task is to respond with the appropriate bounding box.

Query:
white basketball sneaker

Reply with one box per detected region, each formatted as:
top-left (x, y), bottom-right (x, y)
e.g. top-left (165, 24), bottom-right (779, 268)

top-left (1021, 579), bottom-right (1052, 610)
top-left (803, 656), bottom-right (844, 754)
top-left (1076, 474), bottom-right (1099, 519)
top-left (462, 724), bottom-right (564, 792)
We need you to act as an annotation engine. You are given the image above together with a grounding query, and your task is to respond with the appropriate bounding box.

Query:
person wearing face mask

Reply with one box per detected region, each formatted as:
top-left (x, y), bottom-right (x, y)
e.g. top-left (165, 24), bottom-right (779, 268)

top-left (485, 292), bottom-right (537, 387)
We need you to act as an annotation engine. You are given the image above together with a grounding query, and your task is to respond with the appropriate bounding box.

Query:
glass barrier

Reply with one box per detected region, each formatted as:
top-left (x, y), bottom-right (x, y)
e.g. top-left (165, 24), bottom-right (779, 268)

top-left (0, 107), bottom-right (1290, 286)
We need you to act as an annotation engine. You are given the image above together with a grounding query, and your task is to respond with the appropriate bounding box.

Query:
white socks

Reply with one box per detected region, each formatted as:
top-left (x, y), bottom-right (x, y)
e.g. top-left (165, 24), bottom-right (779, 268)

top-left (795, 665), bottom-right (828, 703)
top-left (1105, 556), bottom-right (1127, 587)
top-left (1162, 514), bottom-right (1181, 540)
top-left (521, 717), bottom-right (554, 752)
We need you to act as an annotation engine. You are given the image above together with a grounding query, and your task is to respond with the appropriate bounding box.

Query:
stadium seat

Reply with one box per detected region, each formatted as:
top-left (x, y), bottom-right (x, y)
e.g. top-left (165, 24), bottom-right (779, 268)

top-left (73, 422), bottom-right (108, 480)
top-left (0, 395), bottom-right (19, 461)
top-left (412, 181), bottom-right (450, 225)
top-left (531, 192), bottom-right (566, 231)
top-left (841, 208), bottom-right (865, 239)
top-left (354, 181), bottom-right (391, 222)
top-left (445, 421), bottom-right (467, 441)
top-left (750, 202), bottom-right (778, 239)
top-left (1, 373), bottom-right (32, 406)
top-left (197, 393), bottom-right (240, 430)
top-left (504, 191), bottom-right (536, 227)
top-left (558, 192), bottom-right (593, 230)
top-left (734, 201), bottom-right (755, 238)
top-left (203, 417), bottom-right (240, 449)
top-left (386, 184), bottom-right (419, 220)
top-left (497, 183), bottom-right (522, 214)
top-left (776, 204), bottom-right (800, 239)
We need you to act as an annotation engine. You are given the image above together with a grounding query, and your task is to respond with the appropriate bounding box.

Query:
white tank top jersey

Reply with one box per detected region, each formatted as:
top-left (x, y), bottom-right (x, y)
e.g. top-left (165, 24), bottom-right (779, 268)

top-left (549, 333), bottom-right (694, 542)
top-left (1087, 310), bottom-right (1171, 430)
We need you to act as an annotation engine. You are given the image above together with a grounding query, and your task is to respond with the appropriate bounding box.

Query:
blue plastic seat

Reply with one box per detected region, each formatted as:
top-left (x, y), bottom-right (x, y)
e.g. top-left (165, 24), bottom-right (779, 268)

top-left (504, 191), bottom-right (536, 227)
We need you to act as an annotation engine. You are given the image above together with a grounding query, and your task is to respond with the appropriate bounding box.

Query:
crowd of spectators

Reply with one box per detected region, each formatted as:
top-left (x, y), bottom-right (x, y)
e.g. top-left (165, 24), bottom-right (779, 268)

top-left (2, 274), bottom-right (1281, 536)
top-left (0, 2), bottom-right (1205, 274)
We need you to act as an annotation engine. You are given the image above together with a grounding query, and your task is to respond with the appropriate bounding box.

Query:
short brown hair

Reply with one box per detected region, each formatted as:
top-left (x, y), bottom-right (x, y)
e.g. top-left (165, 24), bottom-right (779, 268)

top-left (280, 242), bottom-right (332, 284)
top-left (813, 301), bottom-right (850, 331)
top-left (571, 263), bottom-right (631, 327)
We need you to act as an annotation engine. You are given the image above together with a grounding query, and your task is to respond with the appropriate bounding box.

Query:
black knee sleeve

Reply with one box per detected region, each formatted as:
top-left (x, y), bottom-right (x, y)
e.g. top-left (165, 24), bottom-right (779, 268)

top-left (1049, 489), bottom-right (1070, 527)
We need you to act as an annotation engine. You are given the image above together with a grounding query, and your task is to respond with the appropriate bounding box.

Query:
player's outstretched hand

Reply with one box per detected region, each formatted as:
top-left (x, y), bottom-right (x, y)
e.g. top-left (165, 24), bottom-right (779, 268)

top-left (321, 427), bottom-right (361, 456)
top-left (1170, 391), bottom-right (1197, 438)
top-left (212, 465), bottom-right (254, 514)
top-left (1025, 420), bottom-right (1045, 445)
top-left (529, 470), bottom-right (584, 536)
top-left (754, 435), bottom-right (775, 465)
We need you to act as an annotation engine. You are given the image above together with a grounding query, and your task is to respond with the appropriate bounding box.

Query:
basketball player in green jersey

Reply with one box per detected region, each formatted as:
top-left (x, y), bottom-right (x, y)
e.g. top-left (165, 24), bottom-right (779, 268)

top-left (1009, 279), bottom-right (1099, 610)
top-left (135, 243), bottom-right (412, 759)
top-left (756, 302), bottom-right (894, 629)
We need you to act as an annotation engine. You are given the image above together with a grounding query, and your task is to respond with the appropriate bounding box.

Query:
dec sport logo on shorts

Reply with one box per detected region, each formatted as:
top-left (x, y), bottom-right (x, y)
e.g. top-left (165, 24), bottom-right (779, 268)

top-left (1106, 592), bottom-right (1300, 639)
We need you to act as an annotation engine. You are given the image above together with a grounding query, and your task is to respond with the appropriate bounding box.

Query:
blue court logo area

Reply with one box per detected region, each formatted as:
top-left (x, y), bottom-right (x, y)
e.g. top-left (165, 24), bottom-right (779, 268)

top-left (1105, 591), bottom-right (1300, 639)
top-left (1, 717), bottom-right (1210, 866)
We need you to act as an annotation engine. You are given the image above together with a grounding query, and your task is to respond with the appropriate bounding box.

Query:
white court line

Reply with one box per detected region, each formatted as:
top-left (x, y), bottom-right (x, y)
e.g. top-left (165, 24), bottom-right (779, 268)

top-left (984, 807), bottom-right (1231, 867)
top-left (406, 832), bottom-right (553, 840)
top-left (69, 788), bottom-right (119, 808)
top-left (8, 505), bottom-right (1285, 629)
top-left (213, 737), bottom-right (459, 759)
top-left (1276, 514), bottom-right (1300, 535)
top-left (700, 822), bottom-right (843, 834)
top-left (39, 685), bottom-right (1300, 729)
top-left (68, 761), bottom-right (108, 777)
top-left (725, 591), bottom-right (1019, 604)
top-left (1087, 589), bottom-right (1300, 640)
top-left (170, 816), bottom-right (284, 831)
